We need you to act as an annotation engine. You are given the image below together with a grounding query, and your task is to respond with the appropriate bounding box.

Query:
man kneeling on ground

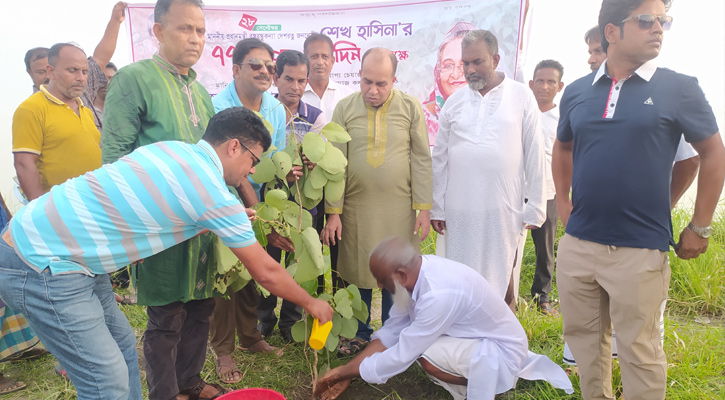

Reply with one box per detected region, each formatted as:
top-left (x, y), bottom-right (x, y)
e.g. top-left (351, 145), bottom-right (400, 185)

top-left (315, 237), bottom-right (574, 400)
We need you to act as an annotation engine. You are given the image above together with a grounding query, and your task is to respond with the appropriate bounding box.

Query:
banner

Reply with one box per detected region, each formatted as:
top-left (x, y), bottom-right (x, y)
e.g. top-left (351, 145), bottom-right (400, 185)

top-left (127, 0), bottom-right (525, 144)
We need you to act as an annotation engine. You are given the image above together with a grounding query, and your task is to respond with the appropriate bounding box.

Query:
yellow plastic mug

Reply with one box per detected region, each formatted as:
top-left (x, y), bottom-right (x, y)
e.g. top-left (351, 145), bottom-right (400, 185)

top-left (309, 319), bottom-right (333, 350)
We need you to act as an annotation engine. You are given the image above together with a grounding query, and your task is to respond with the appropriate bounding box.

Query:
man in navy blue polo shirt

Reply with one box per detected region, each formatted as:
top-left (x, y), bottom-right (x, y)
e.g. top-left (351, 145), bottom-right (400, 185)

top-left (552, 1), bottom-right (725, 399)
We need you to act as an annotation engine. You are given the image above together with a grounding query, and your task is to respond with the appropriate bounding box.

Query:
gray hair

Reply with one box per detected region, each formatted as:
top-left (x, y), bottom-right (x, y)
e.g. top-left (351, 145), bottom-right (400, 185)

top-left (461, 29), bottom-right (498, 56)
top-left (371, 237), bottom-right (419, 272)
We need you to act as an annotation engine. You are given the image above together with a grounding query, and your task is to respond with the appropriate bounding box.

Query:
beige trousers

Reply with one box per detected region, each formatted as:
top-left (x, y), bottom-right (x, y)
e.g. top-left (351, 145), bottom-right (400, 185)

top-left (557, 234), bottom-right (669, 400)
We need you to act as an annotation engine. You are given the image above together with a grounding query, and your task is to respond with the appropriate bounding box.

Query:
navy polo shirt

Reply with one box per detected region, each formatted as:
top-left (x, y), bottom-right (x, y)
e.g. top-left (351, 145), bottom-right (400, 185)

top-left (558, 61), bottom-right (718, 251)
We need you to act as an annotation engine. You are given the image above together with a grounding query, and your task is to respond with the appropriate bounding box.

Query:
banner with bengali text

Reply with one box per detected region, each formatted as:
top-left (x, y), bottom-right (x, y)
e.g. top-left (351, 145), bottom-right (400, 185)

top-left (127, 0), bottom-right (525, 100)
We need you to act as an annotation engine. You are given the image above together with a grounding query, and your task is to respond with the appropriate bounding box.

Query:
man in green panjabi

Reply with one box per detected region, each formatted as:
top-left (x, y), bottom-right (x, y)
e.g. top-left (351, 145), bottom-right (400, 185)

top-left (101, 0), bottom-right (223, 399)
top-left (321, 47), bottom-right (432, 355)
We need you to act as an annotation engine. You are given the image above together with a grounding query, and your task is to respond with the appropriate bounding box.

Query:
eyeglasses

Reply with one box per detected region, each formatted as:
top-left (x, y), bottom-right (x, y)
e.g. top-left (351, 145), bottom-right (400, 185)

top-left (621, 14), bottom-right (673, 31)
top-left (440, 63), bottom-right (464, 74)
top-left (239, 141), bottom-right (261, 167)
top-left (238, 58), bottom-right (276, 75)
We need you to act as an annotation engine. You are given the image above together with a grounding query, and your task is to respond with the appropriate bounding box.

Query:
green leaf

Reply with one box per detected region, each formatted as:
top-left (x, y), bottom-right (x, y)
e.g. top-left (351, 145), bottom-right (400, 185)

top-left (323, 169), bottom-right (344, 182)
top-left (303, 175), bottom-right (323, 200)
top-left (339, 315), bottom-right (359, 339)
top-left (324, 179), bottom-right (345, 203)
top-left (317, 143), bottom-right (347, 175)
top-left (300, 193), bottom-right (322, 210)
top-left (347, 284), bottom-right (363, 311)
top-left (264, 189), bottom-right (288, 210)
top-left (334, 290), bottom-right (353, 319)
top-left (260, 143), bottom-right (278, 158)
top-left (325, 334), bottom-right (340, 353)
top-left (254, 204), bottom-right (279, 222)
top-left (300, 278), bottom-right (319, 295)
top-left (320, 122), bottom-right (351, 143)
top-left (291, 318), bottom-right (308, 343)
top-left (290, 230), bottom-right (304, 254)
top-left (352, 302), bottom-right (369, 323)
top-left (302, 132), bottom-right (327, 163)
top-left (250, 157), bottom-right (276, 183)
top-left (295, 248), bottom-right (322, 283)
top-left (309, 166), bottom-right (328, 189)
top-left (252, 219), bottom-right (269, 246)
top-left (330, 313), bottom-right (343, 336)
top-left (302, 227), bottom-right (324, 270)
top-left (286, 262), bottom-right (298, 277)
top-left (272, 151), bottom-right (293, 181)
top-left (317, 293), bottom-right (333, 302)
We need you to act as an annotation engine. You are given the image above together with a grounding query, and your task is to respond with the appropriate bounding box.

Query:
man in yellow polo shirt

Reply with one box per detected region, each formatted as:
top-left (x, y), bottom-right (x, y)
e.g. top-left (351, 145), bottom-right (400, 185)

top-left (12, 43), bottom-right (101, 201)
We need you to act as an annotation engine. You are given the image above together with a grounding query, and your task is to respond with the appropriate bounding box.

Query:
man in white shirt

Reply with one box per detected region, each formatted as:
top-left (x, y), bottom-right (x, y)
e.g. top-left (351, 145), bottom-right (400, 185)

top-left (301, 33), bottom-right (354, 118)
top-left (314, 237), bottom-right (574, 400)
top-left (431, 30), bottom-right (546, 309)
top-left (301, 33), bottom-right (355, 294)
top-left (527, 59), bottom-right (564, 315)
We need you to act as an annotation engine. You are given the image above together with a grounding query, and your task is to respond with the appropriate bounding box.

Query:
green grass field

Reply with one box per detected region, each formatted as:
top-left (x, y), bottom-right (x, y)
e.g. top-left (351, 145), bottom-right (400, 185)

top-left (1, 209), bottom-right (723, 399)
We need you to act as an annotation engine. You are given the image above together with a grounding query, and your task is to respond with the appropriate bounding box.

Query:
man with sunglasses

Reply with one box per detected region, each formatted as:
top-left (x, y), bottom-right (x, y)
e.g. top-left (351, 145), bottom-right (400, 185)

top-left (553, 1), bottom-right (725, 399)
top-left (209, 37), bottom-right (288, 384)
top-left (101, 0), bottom-right (224, 399)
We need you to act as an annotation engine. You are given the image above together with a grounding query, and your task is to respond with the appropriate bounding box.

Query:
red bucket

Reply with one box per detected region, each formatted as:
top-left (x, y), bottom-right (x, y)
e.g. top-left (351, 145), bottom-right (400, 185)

top-left (217, 388), bottom-right (286, 400)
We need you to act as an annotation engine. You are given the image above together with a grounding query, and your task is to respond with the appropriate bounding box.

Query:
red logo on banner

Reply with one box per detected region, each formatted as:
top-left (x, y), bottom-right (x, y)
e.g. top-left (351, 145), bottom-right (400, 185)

top-left (239, 14), bottom-right (258, 30)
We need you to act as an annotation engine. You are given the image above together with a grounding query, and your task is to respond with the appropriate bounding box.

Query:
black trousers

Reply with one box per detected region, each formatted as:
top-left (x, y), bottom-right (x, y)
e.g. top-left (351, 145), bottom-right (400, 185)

top-left (530, 197), bottom-right (558, 303)
top-left (144, 298), bottom-right (216, 400)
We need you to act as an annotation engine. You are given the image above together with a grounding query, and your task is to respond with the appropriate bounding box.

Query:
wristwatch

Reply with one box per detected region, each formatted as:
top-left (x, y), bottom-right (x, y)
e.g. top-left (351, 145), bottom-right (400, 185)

top-left (687, 222), bottom-right (712, 239)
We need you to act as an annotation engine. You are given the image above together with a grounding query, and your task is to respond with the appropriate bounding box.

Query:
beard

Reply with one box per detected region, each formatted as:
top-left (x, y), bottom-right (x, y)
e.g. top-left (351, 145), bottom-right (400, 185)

top-left (466, 74), bottom-right (487, 91)
top-left (392, 278), bottom-right (413, 313)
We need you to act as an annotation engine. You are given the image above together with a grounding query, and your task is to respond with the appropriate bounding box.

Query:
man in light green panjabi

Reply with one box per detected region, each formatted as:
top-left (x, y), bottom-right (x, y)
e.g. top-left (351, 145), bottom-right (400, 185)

top-left (321, 47), bottom-right (432, 351)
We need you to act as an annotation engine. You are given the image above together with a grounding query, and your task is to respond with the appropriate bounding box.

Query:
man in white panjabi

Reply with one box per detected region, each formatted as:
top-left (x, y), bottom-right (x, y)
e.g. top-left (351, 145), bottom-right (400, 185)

top-left (313, 237), bottom-right (574, 400)
top-left (431, 29), bottom-right (546, 305)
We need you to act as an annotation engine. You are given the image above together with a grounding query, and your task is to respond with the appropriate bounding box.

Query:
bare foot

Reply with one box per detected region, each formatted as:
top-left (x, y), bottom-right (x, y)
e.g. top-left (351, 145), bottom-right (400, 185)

top-left (245, 340), bottom-right (283, 357)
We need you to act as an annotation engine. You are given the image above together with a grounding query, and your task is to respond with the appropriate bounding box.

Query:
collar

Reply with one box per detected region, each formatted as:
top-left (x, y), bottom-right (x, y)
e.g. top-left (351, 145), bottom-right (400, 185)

top-left (152, 53), bottom-right (198, 84)
top-left (196, 139), bottom-right (223, 176)
top-left (273, 94), bottom-right (309, 120)
top-left (39, 85), bottom-right (84, 107)
top-left (592, 59), bottom-right (657, 85)
top-left (365, 89), bottom-right (395, 111)
top-left (304, 79), bottom-right (342, 94)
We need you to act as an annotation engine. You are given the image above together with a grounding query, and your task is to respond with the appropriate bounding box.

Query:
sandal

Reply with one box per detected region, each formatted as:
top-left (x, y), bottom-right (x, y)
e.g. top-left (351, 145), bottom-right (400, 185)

top-left (215, 356), bottom-right (242, 384)
top-left (178, 380), bottom-right (228, 400)
top-left (0, 374), bottom-right (25, 394)
top-left (7, 347), bottom-right (47, 362)
top-left (55, 365), bottom-right (70, 382)
top-left (338, 337), bottom-right (369, 357)
top-left (115, 294), bottom-right (137, 306)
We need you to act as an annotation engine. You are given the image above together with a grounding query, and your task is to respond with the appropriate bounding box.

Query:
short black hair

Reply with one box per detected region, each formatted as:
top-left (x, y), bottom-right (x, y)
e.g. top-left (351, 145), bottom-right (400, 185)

top-left (303, 33), bottom-right (334, 56)
top-left (47, 43), bottom-right (86, 67)
top-left (585, 25), bottom-right (601, 45)
top-left (24, 47), bottom-right (48, 70)
top-left (276, 50), bottom-right (309, 77)
top-left (598, 0), bottom-right (672, 53)
top-left (203, 107), bottom-right (272, 151)
top-left (154, 0), bottom-right (204, 24)
top-left (106, 62), bottom-right (118, 72)
top-left (361, 48), bottom-right (398, 76)
top-left (533, 59), bottom-right (564, 82)
top-left (232, 38), bottom-right (274, 65)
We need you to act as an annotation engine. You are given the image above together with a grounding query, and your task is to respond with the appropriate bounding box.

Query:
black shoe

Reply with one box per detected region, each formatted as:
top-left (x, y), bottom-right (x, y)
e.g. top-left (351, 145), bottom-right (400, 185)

top-left (258, 323), bottom-right (274, 338)
top-left (279, 329), bottom-right (295, 343)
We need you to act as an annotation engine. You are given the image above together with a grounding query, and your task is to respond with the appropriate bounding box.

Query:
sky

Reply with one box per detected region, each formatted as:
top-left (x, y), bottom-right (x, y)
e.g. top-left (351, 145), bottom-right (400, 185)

top-left (0, 0), bottom-right (723, 211)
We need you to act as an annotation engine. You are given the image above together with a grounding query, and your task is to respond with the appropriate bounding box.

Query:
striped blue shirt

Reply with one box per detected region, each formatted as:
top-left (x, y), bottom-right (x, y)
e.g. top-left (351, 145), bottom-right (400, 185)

top-left (9, 140), bottom-right (256, 275)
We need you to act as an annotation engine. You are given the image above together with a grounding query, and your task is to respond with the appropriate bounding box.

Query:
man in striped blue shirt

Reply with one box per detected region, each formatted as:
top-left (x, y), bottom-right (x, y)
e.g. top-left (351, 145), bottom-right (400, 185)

top-left (0, 107), bottom-right (333, 400)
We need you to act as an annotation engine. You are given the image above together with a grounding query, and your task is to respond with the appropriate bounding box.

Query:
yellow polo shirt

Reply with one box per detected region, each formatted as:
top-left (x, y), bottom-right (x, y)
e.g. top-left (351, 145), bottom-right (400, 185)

top-left (12, 86), bottom-right (101, 193)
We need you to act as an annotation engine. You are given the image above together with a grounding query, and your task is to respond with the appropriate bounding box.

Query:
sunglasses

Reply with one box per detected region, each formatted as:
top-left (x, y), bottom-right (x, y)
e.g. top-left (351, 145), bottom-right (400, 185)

top-left (239, 141), bottom-right (261, 167)
top-left (238, 58), bottom-right (276, 75)
top-left (621, 14), bottom-right (673, 31)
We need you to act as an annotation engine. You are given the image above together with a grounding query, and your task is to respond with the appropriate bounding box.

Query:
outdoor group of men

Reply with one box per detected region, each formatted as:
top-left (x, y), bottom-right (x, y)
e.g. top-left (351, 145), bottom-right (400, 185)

top-left (1, 0), bottom-right (723, 399)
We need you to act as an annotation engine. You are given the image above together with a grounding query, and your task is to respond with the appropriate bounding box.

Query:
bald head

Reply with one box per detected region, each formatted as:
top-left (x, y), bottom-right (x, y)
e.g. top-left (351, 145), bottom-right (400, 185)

top-left (359, 48), bottom-right (398, 107)
top-left (369, 237), bottom-right (421, 294)
top-left (361, 47), bottom-right (398, 77)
